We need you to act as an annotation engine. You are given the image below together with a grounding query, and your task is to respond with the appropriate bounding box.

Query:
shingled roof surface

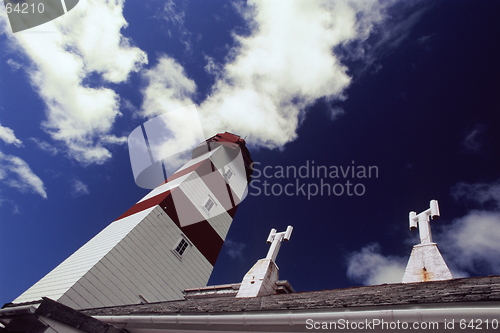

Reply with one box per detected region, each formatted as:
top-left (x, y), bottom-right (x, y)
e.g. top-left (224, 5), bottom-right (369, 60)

top-left (82, 275), bottom-right (500, 316)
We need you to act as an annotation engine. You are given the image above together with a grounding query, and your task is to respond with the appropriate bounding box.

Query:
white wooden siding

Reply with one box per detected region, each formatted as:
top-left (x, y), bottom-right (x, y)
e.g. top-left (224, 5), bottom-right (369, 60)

top-left (176, 147), bottom-right (220, 173)
top-left (207, 211), bottom-right (233, 240)
top-left (58, 206), bottom-right (212, 308)
top-left (177, 172), bottom-right (230, 229)
top-left (13, 207), bottom-right (155, 304)
top-left (137, 173), bottom-right (191, 203)
top-left (223, 152), bottom-right (248, 202)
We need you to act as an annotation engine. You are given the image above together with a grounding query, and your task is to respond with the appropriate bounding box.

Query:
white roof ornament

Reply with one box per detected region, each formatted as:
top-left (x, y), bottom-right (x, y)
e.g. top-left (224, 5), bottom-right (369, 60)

top-left (265, 226), bottom-right (293, 262)
top-left (403, 199), bottom-right (452, 283)
top-left (236, 226), bottom-right (293, 298)
top-left (409, 199), bottom-right (440, 245)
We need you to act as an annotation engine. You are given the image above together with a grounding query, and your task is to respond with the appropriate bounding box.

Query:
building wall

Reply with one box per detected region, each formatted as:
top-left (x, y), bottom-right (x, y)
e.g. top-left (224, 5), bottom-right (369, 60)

top-left (57, 206), bottom-right (212, 308)
top-left (14, 207), bottom-right (156, 304)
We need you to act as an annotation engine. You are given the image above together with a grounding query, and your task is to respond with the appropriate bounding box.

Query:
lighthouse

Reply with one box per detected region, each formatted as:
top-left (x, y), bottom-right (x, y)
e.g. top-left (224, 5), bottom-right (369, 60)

top-left (13, 132), bottom-right (253, 309)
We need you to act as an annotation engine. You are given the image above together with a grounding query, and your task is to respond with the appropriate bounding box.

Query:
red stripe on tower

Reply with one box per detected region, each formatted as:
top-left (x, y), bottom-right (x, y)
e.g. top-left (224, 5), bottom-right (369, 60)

top-left (115, 132), bottom-right (253, 266)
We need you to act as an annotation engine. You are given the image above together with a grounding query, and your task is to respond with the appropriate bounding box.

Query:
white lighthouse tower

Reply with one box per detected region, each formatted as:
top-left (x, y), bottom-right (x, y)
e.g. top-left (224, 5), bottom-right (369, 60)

top-left (13, 132), bottom-right (253, 309)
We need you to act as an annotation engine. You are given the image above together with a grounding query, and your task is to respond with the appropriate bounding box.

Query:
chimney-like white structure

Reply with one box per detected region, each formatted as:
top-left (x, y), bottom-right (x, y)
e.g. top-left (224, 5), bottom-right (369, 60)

top-left (402, 200), bottom-right (453, 283)
top-left (236, 226), bottom-right (293, 298)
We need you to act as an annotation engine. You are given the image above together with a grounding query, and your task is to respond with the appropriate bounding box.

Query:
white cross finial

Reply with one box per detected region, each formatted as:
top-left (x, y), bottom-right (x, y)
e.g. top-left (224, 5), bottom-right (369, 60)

top-left (265, 226), bottom-right (293, 262)
top-left (409, 200), bottom-right (440, 245)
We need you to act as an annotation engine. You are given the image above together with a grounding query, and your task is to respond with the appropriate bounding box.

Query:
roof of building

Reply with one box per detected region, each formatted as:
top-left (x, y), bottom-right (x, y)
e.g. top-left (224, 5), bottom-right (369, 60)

top-left (81, 275), bottom-right (500, 317)
top-left (4, 276), bottom-right (499, 332)
top-left (0, 298), bottom-right (125, 333)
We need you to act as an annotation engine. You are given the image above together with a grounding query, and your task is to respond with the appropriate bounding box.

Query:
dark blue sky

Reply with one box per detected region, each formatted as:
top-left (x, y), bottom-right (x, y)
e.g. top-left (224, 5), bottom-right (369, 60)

top-left (211, 0), bottom-right (500, 290)
top-left (1, 0), bottom-right (499, 304)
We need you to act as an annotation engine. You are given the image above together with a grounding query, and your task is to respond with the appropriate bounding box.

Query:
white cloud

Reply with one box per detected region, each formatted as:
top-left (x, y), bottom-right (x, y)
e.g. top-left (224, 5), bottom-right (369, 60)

top-left (138, 59), bottom-right (201, 175)
top-left (462, 124), bottom-right (486, 153)
top-left (0, 5), bottom-right (7, 31)
top-left (438, 179), bottom-right (500, 275)
top-left (198, 0), bottom-right (356, 147)
top-left (225, 239), bottom-right (246, 260)
top-left (140, 0), bottom-right (418, 151)
top-left (121, 99), bottom-right (139, 115)
top-left (204, 55), bottom-right (220, 76)
top-left (3, 0), bottom-right (147, 165)
top-left (438, 211), bottom-right (500, 275)
top-left (0, 124), bottom-right (22, 146)
top-left (159, 0), bottom-right (192, 53)
top-left (0, 151), bottom-right (47, 198)
top-left (0, 123), bottom-right (46, 199)
top-left (29, 138), bottom-right (59, 155)
top-left (0, 196), bottom-right (20, 214)
top-left (346, 243), bottom-right (406, 285)
top-left (328, 106), bottom-right (346, 121)
top-left (71, 179), bottom-right (89, 197)
top-left (99, 135), bottom-right (127, 145)
top-left (140, 56), bottom-right (197, 118)
top-left (452, 179), bottom-right (500, 210)
top-left (338, 1), bottom-right (426, 74)
top-left (6, 58), bottom-right (22, 70)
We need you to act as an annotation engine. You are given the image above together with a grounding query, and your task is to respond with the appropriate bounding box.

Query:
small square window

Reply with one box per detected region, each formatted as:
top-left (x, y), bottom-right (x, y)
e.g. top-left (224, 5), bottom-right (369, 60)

top-left (204, 196), bottom-right (215, 213)
top-left (224, 168), bottom-right (234, 181)
top-left (174, 238), bottom-right (189, 257)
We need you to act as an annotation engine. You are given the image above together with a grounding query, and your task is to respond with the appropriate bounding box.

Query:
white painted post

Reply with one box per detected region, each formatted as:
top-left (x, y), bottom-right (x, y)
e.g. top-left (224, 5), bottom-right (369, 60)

top-left (418, 212), bottom-right (432, 244)
top-left (409, 200), bottom-right (439, 245)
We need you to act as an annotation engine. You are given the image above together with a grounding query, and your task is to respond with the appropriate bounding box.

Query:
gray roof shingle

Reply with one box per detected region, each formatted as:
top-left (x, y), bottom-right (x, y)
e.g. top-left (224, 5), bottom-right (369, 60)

top-left (82, 275), bottom-right (500, 316)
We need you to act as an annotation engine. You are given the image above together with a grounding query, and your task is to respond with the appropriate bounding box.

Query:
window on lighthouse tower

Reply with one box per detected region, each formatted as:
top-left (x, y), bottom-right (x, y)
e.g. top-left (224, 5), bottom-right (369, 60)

top-left (203, 196), bottom-right (216, 213)
top-left (173, 237), bottom-right (190, 258)
top-left (224, 167), bottom-right (234, 182)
